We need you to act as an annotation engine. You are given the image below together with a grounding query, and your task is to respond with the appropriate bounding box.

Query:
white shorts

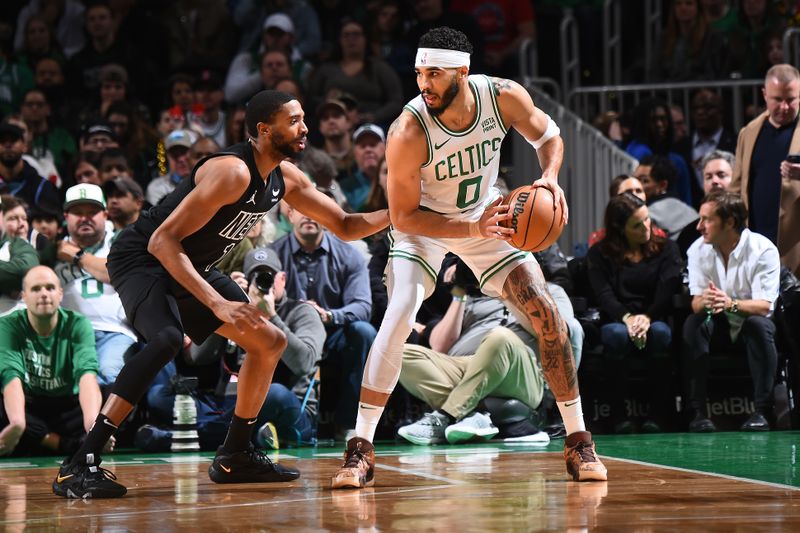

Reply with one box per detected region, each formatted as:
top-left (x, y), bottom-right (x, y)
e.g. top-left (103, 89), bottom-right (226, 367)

top-left (387, 228), bottom-right (537, 298)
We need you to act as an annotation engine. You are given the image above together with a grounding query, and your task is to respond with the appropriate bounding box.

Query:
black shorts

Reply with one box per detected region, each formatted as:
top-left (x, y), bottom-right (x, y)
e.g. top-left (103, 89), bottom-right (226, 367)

top-left (107, 226), bottom-right (248, 344)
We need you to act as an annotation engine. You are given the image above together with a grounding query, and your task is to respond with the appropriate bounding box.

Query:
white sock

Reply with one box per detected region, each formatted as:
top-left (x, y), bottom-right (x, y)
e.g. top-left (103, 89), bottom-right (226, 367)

top-left (556, 396), bottom-right (586, 435)
top-left (355, 402), bottom-right (385, 442)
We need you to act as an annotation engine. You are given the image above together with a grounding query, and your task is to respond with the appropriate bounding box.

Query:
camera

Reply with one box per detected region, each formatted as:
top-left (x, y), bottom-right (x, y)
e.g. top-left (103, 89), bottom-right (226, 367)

top-left (249, 268), bottom-right (275, 293)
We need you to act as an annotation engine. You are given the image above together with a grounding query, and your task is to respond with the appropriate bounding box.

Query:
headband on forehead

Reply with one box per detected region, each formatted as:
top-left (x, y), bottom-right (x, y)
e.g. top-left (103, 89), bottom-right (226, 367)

top-left (415, 48), bottom-right (470, 69)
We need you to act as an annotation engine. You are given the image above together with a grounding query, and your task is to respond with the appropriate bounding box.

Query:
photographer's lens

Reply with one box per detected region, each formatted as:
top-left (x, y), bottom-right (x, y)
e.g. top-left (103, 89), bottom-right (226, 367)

top-left (253, 270), bottom-right (275, 293)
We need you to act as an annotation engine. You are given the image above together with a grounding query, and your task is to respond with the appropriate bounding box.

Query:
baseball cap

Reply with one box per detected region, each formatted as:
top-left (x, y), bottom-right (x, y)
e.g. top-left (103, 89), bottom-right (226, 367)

top-left (316, 99), bottom-right (347, 117)
top-left (165, 129), bottom-right (193, 151)
top-left (263, 13), bottom-right (294, 34)
top-left (353, 123), bottom-right (385, 143)
top-left (0, 123), bottom-right (24, 140)
top-left (103, 176), bottom-right (144, 200)
top-left (243, 247), bottom-right (282, 278)
top-left (82, 121), bottom-right (116, 142)
top-left (64, 183), bottom-right (106, 210)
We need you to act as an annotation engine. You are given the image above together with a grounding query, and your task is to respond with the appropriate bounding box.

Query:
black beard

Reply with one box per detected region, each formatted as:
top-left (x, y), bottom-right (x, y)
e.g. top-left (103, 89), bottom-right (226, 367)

top-left (0, 153), bottom-right (23, 169)
top-left (426, 78), bottom-right (460, 117)
top-left (270, 130), bottom-right (303, 158)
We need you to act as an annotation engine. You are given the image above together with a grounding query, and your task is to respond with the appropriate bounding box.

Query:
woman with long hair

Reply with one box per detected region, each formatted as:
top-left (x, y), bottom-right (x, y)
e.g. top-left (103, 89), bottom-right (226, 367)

top-left (654, 0), bottom-right (727, 81)
top-left (306, 18), bottom-right (403, 131)
top-left (587, 192), bottom-right (684, 433)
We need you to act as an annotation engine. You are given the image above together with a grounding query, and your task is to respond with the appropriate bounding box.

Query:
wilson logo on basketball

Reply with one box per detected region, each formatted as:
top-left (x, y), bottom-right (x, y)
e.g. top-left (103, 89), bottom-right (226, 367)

top-left (510, 191), bottom-right (530, 233)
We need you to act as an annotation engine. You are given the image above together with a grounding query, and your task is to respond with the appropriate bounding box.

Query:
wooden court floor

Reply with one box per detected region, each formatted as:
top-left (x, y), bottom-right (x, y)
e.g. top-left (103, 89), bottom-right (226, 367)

top-left (1, 432), bottom-right (798, 531)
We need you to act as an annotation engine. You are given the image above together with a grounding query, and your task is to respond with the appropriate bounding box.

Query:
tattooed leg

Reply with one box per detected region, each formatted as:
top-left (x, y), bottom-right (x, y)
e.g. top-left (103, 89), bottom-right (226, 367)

top-left (502, 262), bottom-right (579, 401)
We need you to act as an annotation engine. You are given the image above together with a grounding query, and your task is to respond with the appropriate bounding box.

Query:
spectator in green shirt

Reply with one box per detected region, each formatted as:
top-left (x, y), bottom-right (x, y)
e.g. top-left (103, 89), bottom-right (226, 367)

top-left (0, 266), bottom-right (109, 456)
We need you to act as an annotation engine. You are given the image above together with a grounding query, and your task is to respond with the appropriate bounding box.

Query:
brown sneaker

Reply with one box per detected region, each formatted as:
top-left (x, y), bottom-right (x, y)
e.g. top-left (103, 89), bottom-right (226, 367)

top-left (564, 431), bottom-right (607, 481)
top-left (331, 437), bottom-right (375, 489)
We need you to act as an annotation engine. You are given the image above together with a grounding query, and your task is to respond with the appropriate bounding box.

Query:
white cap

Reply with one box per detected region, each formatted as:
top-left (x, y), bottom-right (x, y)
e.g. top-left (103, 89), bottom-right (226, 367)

top-left (263, 13), bottom-right (294, 34)
top-left (64, 183), bottom-right (106, 210)
top-left (353, 123), bottom-right (385, 143)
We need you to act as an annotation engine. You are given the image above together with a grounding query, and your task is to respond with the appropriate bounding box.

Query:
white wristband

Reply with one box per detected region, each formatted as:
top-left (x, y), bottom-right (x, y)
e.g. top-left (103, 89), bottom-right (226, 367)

top-left (529, 115), bottom-right (560, 150)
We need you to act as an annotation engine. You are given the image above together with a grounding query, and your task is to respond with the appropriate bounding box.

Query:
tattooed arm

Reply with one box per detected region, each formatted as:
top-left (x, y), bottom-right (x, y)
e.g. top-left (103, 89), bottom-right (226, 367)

top-left (493, 76), bottom-right (567, 223)
top-left (503, 263), bottom-right (579, 400)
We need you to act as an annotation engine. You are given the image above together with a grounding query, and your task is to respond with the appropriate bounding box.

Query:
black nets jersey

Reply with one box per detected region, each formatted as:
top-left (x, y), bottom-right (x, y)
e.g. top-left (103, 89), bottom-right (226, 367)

top-left (126, 141), bottom-right (285, 274)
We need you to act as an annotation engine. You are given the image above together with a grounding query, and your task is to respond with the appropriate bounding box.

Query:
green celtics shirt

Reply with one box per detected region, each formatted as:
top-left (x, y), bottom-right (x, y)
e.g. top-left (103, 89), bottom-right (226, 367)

top-left (0, 308), bottom-right (98, 397)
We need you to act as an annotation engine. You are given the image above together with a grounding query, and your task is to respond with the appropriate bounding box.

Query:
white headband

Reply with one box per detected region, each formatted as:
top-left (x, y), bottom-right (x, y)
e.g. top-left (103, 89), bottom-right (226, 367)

top-left (415, 48), bottom-right (470, 68)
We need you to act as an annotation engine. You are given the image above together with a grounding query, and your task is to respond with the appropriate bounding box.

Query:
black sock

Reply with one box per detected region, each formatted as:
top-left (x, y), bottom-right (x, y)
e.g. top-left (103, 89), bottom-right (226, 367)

top-left (439, 410), bottom-right (457, 424)
top-left (70, 414), bottom-right (118, 464)
top-left (222, 414), bottom-right (257, 453)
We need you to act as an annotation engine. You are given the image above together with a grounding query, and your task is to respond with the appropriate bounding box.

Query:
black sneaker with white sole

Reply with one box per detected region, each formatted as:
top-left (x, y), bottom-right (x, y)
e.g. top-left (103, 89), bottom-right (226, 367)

top-left (52, 453), bottom-right (127, 499)
top-left (208, 444), bottom-right (300, 483)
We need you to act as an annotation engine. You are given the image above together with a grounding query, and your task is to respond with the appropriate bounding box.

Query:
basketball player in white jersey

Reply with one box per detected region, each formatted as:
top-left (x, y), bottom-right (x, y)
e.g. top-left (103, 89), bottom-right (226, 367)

top-left (331, 27), bottom-right (606, 488)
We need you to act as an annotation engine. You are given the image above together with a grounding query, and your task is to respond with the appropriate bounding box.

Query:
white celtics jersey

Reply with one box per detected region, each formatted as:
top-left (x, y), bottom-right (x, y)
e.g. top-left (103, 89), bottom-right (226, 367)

top-left (55, 226), bottom-right (137, 341)
top-left (404, 74), bottom-right (508, 218)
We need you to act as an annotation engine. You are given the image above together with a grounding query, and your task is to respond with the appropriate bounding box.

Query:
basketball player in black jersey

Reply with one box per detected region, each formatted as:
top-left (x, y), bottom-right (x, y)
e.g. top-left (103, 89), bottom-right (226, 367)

top-left (52, 90), bottom-right (390, 499)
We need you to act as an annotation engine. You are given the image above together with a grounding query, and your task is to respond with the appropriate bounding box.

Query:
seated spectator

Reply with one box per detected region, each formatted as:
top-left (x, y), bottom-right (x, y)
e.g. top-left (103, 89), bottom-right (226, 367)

top-left (0, 122), bottom-right (61, 217)
top-left (726, 0), bottom-right (781, 78)
top-left (1, 195), bottom-right (54, 264)
top-left (451, 0), bottom-right (536, 78)
top-left (30, 205), bottom-right (62, 244)
top-left (0, 194), bottom-right (39, 316)
top-left (635, 155), bottom-right (699, 240)
top-left (588, 174), bottom-right (669, 248)
top-left (97, 147), bottom-right (133, 184)
top-left (676, 149), bottom-right (736, 255)
top-left (271, 203), bottom-right (376, 439)
top-left (190, 70), bottom-right (227, 147)
top-left (55, 184), bottom-right (138, 387)
top-left (297, 145), bottom-right (350, 210)
top-left (14, 0), bottom-right (86, 60)
top-left (0, 266), bottom-right (110, 457)
top-left (306, 19), bottom-right (403, 131)
top-left (104, 101), bottom-right (160, 187)
top-left (73, 153), bottom-right (101, 186)
top-left (188, 136), bottom-right (221, 169)
top-left (137, 247), bottom-right (324, 450)
top-left (340, 124), bottom-right (385, 212)
top-left (651, 0), bottom-right (728, 82)
top-left (20, 88), bottom-right (76, 180)
top-left (4, 115), bottom-right (61, 188)
top-left (316, 98), bottom-right (356, 183)
top-left (625, 98), bottom-right (694, 205)
top-left (78, 120), bottom-right (118, 160)
top-left (146, 130), bottom-right (193, 206)
top-left (587, 192), bottom-right (683, 433)
top-left (366, 0), bottom-right (415, 94)
top-left (683, 191), bottom-right (780, 432)
top-left (102, 176), bottom-right (144, 231)
top-left (674, 89), bottom-right (737, 205)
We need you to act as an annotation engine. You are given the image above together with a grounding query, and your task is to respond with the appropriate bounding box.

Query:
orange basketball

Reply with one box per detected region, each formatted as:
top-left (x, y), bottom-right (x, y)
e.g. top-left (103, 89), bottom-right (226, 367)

top-left (500, 185), bottom-right (565, 252)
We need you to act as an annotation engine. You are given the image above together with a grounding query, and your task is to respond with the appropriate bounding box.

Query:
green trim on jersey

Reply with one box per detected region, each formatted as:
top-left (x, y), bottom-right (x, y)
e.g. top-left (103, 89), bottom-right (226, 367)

top-left (431, 80), bottom-right (482, 137)
top-left (404, 105), bottom-right (433, 168)
top-left (388, 250), bottom-right (438, 282)
top-left (483, 75), bottom-right (508, 135)
top-left (479, 250), bottom-right (530, 288)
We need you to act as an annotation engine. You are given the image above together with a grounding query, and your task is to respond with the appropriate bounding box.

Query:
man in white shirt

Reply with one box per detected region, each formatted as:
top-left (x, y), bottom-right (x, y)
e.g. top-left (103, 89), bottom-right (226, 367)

top-left (683, 191), bottom-right (780, 432)
top-left (55, 184), bottom-right (138, 386)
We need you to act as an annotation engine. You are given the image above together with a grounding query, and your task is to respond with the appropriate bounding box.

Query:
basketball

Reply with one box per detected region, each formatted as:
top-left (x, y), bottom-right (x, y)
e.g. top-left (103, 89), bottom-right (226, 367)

top-left (501, 185), bottom-right (565, 252)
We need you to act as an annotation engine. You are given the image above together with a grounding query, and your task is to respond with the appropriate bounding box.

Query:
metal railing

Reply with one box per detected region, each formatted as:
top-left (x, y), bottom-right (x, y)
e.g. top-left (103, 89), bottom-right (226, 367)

top-left (559, 9), bottom-right (581, 101)
top-left (567, 79), bottom-right (764, 133)
top-left (782, 27), bottom-right (800, 65)
top-left (603, 0), bottom-right (622, 86)
top-left (513, 85), bottom-right (638, 255)
top-left (644, 0), bottom-right (663, 81)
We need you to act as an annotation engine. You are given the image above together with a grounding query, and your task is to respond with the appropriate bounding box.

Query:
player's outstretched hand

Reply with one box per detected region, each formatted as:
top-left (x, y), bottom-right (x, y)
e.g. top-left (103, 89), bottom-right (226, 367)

top-left (214, 300), bottom-right (270, 332)
top-left (532, 176), bottom-right (569, 225)
top-left (477, 197), bottom-right (514, 240)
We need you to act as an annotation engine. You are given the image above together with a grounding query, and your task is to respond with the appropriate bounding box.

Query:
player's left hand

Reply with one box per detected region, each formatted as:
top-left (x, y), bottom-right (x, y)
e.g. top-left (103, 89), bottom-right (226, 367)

top-left (532, 175), bottom-right (569, 225)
